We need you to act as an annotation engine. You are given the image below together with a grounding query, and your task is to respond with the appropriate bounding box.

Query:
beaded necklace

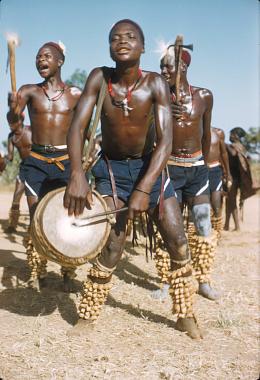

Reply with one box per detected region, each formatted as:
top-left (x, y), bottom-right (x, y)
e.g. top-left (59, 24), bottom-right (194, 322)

top-left (41, 83), bottom-right (66, 109)
top-left (108, 68), bottom-right (142, 117)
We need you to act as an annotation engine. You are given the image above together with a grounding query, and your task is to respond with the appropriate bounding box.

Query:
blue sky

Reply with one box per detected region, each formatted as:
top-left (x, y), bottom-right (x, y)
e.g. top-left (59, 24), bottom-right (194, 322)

top-left (0, 0), bottom-right (258, 147)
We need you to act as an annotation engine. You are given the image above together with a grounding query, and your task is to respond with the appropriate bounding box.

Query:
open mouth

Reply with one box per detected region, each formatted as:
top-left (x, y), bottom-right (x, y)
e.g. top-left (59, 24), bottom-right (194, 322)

top-left (117, 48), bottom-right (130, 54)
top-left (38, 64), bottom-right (49, 73)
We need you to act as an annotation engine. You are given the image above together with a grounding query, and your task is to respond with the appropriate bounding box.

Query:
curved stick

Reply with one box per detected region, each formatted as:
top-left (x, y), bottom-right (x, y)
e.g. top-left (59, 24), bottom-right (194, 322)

top-left (174, 35), bottom-right (183, 103)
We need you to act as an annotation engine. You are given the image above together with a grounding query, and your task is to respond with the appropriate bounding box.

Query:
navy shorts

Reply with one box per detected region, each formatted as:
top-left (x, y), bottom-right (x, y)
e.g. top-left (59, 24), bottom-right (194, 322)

top-left (23, 152), bottom-right (70, 198)
top-left (17, 160), bottom-right (26, 183)
top-left (91, 154), bottom-right (175, 208)
top-left (208, 166), bottom-right (223, 192)
top-left (168, 164), bottom-right (209, 203)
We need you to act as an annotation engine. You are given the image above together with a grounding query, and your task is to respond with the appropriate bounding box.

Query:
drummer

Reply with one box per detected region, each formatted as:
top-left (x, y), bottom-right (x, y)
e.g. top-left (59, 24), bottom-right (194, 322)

top-left (64, 19), bottom-right (203, 339)
top-left (7, 41), bottom-right (82, 290)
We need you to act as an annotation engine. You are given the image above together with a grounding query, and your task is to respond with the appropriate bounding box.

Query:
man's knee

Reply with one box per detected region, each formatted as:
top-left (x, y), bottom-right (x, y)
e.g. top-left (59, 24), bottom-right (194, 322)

top-left (192, 203), bottom-right (211, 237)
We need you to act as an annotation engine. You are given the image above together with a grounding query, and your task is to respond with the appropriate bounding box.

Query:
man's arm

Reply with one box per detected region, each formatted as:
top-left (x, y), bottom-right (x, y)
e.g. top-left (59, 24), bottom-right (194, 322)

top-left (201, 89), bottom-right (213, 163)
top-left (7, 86), bottom-right (31, 124)
top-left (64, 68), bottom-right (102, 216)
top-left (6, 136), bottom-right (14, 162)
top-left (218, 129), bottom-right (232, 181)
top-left (135, 75), bottom-right (172, 192)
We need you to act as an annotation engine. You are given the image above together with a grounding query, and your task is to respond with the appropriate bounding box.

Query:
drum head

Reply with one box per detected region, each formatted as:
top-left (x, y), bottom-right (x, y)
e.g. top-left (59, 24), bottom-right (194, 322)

top-left (31, 187), bottom-right (111, 266)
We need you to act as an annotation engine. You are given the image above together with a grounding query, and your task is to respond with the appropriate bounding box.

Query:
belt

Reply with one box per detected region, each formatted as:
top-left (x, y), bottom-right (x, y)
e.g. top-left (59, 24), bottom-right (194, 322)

top-left (31, 143), bottom-right (68, 153)
top-left (167, 159), bottom-right (205, 167)
top-left (173, 150), bottom-right (202, 158)
top-left (208, 161), bottom-right (221, 168)
top-left (30, 151), bottom-right (69, 171)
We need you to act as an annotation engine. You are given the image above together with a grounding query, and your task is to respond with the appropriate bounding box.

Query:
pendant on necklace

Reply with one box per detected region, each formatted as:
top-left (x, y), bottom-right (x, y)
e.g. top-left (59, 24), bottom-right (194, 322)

top-left (122, 98), bottom-right (133, 117)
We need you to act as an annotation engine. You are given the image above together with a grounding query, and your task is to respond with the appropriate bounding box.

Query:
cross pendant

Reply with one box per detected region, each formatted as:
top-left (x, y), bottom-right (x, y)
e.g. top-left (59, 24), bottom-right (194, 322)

top-left (122, 98), bottom-right (133, 117)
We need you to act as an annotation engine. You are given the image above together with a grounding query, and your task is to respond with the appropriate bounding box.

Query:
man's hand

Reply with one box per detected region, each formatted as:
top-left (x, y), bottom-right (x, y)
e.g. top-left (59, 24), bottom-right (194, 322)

top-left (8, 92), bottom-right (21, 114)
top-left (63, 172), bottom-right (93, 217)
top-left (171, 101), bottom-right (186, 120)
top-left (127, 189), bottom-right (150, 220)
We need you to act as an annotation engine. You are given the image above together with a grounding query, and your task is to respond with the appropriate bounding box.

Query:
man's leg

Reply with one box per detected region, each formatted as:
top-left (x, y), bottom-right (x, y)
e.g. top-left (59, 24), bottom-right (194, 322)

top-left (151, 196), bottom-right (202, 339)
top-left (73, 196), bottom-right (128, 331)
top-left (190, 195), bottom-right (219, 301)
top-left (224, 182), bottom-right (240, 231)
top-left (6, 179), bottom-right (25, 233)
top-left (210, 190), bottom-right (223, 240)
top-left (26, 195), bottom-right (47, 290)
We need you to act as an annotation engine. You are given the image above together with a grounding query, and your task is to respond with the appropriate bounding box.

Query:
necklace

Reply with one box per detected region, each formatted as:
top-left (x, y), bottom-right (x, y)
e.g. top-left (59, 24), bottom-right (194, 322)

top-left (41, 83), bottom-right (66, 102)
top-left (171, 85), bottom-right (194, 118)
top-left (108, 68), bottom-right (142, 117)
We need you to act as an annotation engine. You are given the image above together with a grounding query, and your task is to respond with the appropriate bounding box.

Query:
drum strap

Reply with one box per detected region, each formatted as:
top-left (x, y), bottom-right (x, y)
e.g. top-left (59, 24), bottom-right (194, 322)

top-left (104, 155), bottom-right (119, 209)
top-left (30, 151), bottom-right (69, 171)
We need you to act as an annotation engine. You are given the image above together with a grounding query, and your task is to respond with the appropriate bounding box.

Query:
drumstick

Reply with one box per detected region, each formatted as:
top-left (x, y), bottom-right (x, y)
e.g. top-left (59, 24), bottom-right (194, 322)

top-left (72, 207), bottom-right (128, 227)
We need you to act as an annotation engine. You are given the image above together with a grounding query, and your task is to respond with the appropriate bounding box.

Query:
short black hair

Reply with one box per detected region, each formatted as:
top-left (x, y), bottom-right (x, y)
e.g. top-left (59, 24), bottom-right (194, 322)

top-left (230, 127), bottom-right (246, 139)
top-left (109, 19), bottom-right (145, 46)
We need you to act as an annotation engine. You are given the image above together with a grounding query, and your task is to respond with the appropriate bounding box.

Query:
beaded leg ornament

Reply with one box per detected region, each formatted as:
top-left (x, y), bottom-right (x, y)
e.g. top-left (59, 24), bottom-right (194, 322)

top-left (211, 215), bottom-right (223, 242)
top-left (154, 237), bottom-right (171, 284)
top-left (78, 258), bottom-right (114, 322)
top-left (26, 237), bottom-right (47, 283)
top-left (191, 232), bottom-right (218, 284)
top-left (168, 261), bottom-right (198, 318)
top-left (8, 203), bottom-right (20, 229)
top-left (187, 222), bottom-right (197, 257)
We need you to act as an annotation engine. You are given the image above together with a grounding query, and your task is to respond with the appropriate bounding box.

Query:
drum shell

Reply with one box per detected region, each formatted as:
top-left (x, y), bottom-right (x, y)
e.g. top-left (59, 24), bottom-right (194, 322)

top-left (31, 187), bottom-right (111, 267)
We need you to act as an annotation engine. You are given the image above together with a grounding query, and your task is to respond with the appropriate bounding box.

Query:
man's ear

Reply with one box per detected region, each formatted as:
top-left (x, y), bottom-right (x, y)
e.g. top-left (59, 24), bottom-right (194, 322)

top-left (58, 58), bottom-right (64, 67)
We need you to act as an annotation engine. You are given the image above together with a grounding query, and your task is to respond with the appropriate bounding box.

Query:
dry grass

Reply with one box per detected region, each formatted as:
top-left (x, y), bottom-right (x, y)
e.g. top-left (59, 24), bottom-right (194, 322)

top-left (0, 193), bottom-right (259, 380)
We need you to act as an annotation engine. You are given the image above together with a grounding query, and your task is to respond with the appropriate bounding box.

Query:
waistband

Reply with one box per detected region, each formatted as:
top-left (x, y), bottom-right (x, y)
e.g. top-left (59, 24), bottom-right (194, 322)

top-left (31, 143), bottom-right (68, 153)
top-left (30, 151), bottom-right (69, 171)
top-left (101, 150), bottom-right (152, 162)
top-left (168, 151), bottom-right (204, 167)
top-left (208, 161), bottom-right (221, 168)
top-left (172, 150), bottom-right (202, 159)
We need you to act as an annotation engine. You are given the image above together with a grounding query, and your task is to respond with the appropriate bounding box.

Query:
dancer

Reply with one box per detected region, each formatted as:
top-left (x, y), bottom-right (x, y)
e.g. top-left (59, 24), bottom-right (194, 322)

top-left (7, 41), bottom-right (81, 290)
top-left (64, 20), bottom-right (202, 339)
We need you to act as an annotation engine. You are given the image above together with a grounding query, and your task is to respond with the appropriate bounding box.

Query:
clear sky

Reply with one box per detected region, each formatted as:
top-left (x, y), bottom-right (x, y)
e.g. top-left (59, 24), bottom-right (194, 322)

top-left (0, 0), bottom-right (258, 147)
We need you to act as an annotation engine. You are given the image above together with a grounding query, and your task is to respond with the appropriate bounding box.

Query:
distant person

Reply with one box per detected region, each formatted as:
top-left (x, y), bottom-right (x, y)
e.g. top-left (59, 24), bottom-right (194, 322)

top-left (224, 127), bottom-right (255, 231)
top-left (4, 115), bottom-right (31, 233)
top-left (207, 126), bottom-right (232, 239)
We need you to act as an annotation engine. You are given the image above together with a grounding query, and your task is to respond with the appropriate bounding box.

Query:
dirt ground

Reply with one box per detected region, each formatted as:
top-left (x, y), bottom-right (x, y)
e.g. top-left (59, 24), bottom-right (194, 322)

top-left (0, 190), bottom-right (259, 380)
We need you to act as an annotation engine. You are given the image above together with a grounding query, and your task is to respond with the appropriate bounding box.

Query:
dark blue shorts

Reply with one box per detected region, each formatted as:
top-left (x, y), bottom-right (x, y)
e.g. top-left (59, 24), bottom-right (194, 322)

top-left (23, 152), bottom-right (70, 198)
top-left (168, 163), bottom-right (209, 203)
top-left (91, 154), bottom-right (175, 209)
top-left (17, 160), bottom-right (26, 183)
top-left (208, 165), bottom-right (223, 192)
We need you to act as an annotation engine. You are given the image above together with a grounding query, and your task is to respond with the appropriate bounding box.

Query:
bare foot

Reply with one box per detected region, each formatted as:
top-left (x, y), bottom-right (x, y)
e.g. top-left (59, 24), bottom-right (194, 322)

top-left (67, 318), bottom-right (94, 337)
top-left (198, 283), bottom-right (220, 301)
top-left (175, 317), bottom-right (203, 340)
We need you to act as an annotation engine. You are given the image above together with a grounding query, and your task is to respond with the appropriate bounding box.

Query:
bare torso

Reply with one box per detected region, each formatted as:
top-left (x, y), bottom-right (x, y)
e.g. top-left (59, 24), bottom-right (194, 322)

top-left (99, 68), bottom-right (158, 159)
top-left (172, 87), bottom-right (210, 155)
top-left (19, 84), bottom-right (81, 146)
top-left (207, 127), bottom-right (221, 163)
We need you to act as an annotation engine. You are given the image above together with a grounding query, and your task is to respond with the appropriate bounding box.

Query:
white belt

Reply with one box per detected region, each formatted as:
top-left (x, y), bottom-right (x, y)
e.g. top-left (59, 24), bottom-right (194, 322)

top-left (208, 162), bottom-right (221, 168)
top-left (168, 159), bottom-right (205, 168)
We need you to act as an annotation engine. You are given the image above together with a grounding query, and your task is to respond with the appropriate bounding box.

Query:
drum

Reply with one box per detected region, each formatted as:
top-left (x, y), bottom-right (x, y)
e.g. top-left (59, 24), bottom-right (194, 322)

top-left (31, 187), bottom-right (111, 267)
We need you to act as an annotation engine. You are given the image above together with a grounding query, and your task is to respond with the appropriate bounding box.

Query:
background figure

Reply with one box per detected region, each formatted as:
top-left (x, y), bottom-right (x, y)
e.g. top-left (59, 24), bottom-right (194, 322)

top-left (224, 127), bottom-right (256, 231)
top-left (207, 126), bottom-right (232, 240)
top-left (4, 116), bottom-right (32, 233)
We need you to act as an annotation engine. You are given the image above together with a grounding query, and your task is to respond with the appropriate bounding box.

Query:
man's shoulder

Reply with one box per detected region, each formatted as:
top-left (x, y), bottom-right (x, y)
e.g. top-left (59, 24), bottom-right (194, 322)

top-left (192, 85), bottom-right (212, 96)
top-left (66, 86), bottom-right (82, 97)
top-left (18, 83), bottom-right (40, 94)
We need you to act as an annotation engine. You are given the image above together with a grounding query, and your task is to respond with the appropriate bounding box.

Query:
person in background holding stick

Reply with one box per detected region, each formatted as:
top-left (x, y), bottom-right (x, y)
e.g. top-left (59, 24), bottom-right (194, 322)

top-left (158, 38), bottom-right (220, 301)
top-left (7, 41), bottom-right (81, 291)
top-left (64, 19), bottom-right (203, 339)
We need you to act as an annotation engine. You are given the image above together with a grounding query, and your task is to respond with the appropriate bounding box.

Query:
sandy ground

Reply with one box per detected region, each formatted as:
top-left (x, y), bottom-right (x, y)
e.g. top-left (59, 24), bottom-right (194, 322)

top-left (0, 191), bottom-right (259, 380)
